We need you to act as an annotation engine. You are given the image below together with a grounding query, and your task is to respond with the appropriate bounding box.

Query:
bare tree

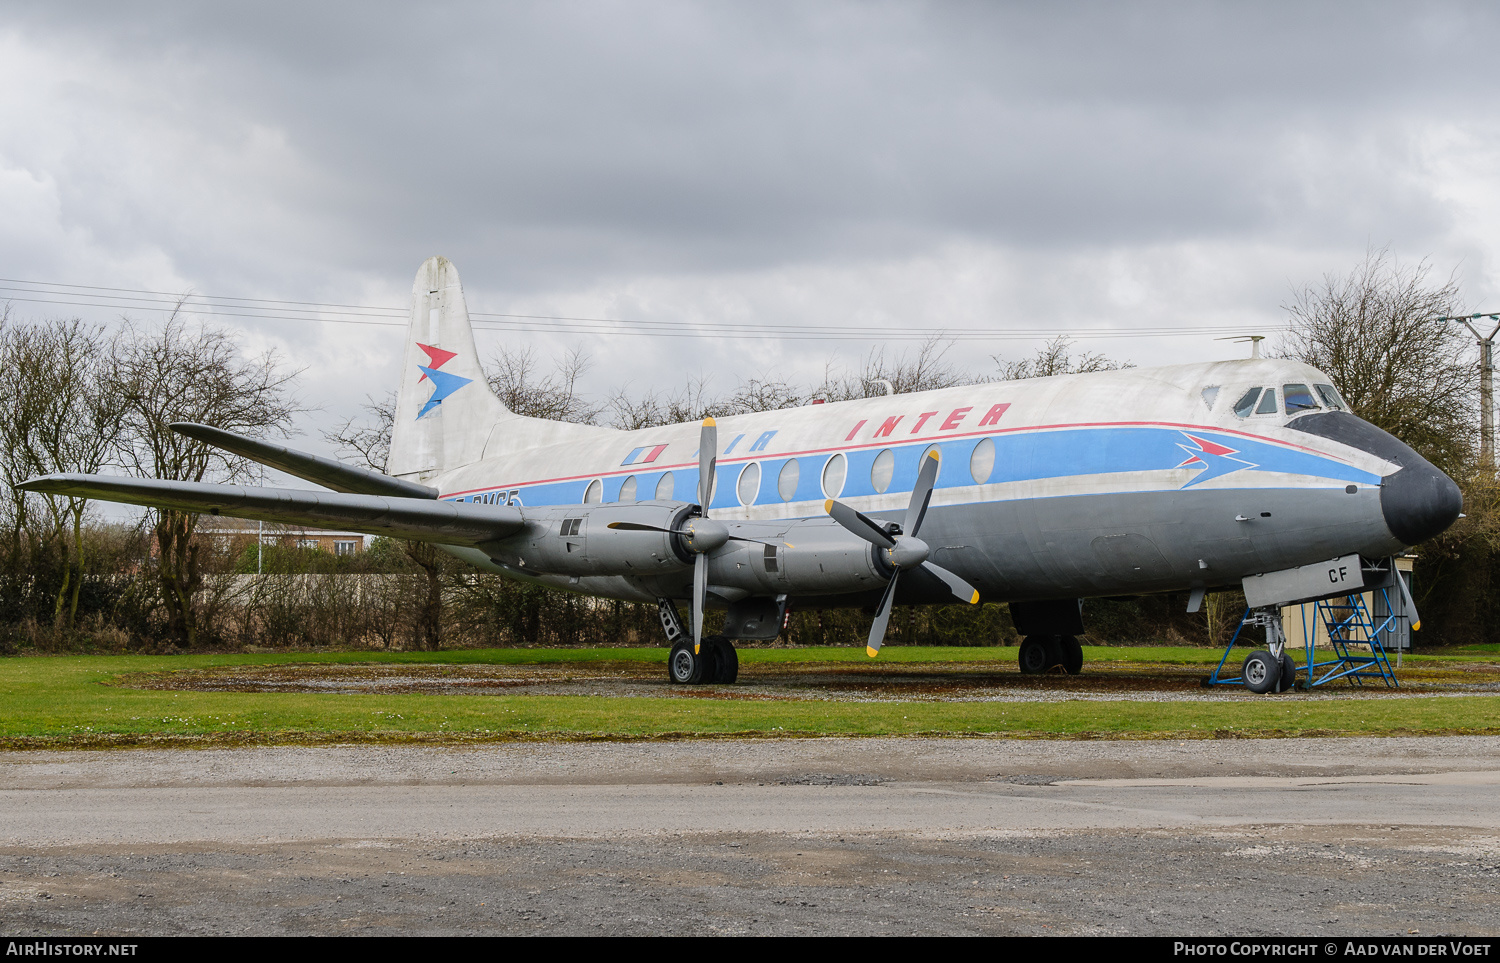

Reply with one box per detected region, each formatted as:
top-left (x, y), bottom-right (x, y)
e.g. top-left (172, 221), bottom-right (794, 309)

top-left (110, 317), bottom-right (300, 647)
top-left (814, 337), bottom-right (971, 402)
top-left (0, 320), bottom-right (123, 624)
top-left (1278, 249), bottom-right (1474, 478)
top-left (486, 345), bottom-right (604, 424)
top-left (993, 336), bottom-right (1128, 381)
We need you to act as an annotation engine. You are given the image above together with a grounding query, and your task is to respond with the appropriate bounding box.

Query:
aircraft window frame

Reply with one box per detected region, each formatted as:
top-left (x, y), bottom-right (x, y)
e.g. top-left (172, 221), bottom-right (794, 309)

top-left (655, 472), bottom-right (675, 500)
top-left (618, 475), bottom-right (638, 502)
top-left (777, 459), bottom-right (800, 502)
top-left (870, 448), bottom-right (895, 493)
top-left (583, 479), bottom-right (602, 504)
top-left (822, 452), bottom-right (847, 499)
top-left (970, 437), bottom-right (996, 485)
top-left (736, 462), bottom-right (761, 506)
top-left (1315, 384), bottom-right (1346, 411)
top-left (1232, 388), bottom-right (1261, 418)
top-left (1254, 388), bottom-right (1279, 415)
top-left (1282, 383), bottom-right (1320, 414)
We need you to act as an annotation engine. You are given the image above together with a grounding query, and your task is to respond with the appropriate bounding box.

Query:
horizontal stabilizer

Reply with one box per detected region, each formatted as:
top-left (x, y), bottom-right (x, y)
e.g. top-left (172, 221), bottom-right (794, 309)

top-left (171, 423), bottom-right (437, 499)
top-left (18, 474), bottom-right (523, 547)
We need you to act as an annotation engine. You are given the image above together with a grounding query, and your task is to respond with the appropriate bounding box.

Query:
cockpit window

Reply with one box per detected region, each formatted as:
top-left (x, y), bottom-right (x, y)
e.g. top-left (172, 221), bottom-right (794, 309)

top-left (1254, 388), bottom-right (1279, 415)
top-left (1232, 388), bottom-right (1261, 418)
top-left (1282, 384), bottom-right (1320, 413)
top-left (1201, 386), bottom-right (1220, 410)
top-left (1314, 384), bottom-right (1346, 411)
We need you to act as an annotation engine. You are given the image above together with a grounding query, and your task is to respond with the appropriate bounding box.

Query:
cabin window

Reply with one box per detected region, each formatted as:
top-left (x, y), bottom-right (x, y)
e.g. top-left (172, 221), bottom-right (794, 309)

top-left (970, 437), bottom-right (995, 485)
top-left (618, 475), bottom-right (638, 502)
top-left (1232, 388), bottom-right (1261, 418)
top-left (1201, 386), bottom-right (1220, 410)
top-left (583, 479), bottom-right (602, 504)
top-left (1254, 388), bottom-right (1279, 415)
top-left (822, 453), bottom-right (847, 498)
top-left (777, 459), bottom-right (800, 501)
top-left (1282, 384), bottom-right (1319, 414)
top-left (655, 472), bottom-right (675, 500)
top-left (1315, 384), bottom-right (1347, 410)
top-left (736, 462), bottom-right (761, 505)
top-left (870, 449), bottom-right (895, 493)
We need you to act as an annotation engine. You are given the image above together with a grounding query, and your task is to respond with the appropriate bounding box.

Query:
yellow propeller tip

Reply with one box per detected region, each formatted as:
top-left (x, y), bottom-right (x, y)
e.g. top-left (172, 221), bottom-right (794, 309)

top-left (866, 646), bottom-right (879, 658)
top-left (694, 644), bottom-right (700, 654)
top-left (823, 499), bottom-right (834, 513)
top-left (969, 591), bottom-right (980, 605)
top-left (929, 451), bottom-right (940, 462)
top-left (1412, 621), bottom-right (1421, 631)
top-left (703, 417), bottom-right (716, 427)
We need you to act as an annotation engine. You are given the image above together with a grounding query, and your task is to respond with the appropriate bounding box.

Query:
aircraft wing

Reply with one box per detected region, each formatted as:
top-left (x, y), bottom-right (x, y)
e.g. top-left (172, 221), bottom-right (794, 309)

top-left (17, 474), bottom-right (524, 546)
top-left (169, 422), bottom-right (438, 499)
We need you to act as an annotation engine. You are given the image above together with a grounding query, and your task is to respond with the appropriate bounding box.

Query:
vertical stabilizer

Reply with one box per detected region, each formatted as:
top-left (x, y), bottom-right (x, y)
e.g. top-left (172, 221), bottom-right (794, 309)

top-left (389, 256), bottom-right (511, 481)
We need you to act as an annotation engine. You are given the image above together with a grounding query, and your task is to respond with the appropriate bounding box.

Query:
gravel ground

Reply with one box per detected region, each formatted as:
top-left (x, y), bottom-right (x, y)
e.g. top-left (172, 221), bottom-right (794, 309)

top-left (117, 658), bottom-right (1500, 703)
top-left (2, 737), bottom-right (1499, 936)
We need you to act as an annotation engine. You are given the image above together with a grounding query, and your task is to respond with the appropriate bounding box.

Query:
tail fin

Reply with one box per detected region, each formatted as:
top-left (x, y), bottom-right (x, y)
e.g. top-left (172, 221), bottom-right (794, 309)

top-left (388, 256), bottom-right (511, 481)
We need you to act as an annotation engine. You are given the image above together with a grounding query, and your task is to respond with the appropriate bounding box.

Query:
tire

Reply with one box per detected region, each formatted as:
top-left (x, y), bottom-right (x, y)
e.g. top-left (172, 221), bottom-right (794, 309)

top-left (1058, 635), bottom-right (1083, 675)
top-left (708, 636), bottom-right (738, 684)
top-left (668, 640), bottom-right (707, 685)
top-left (1275, 651), bottom-right (1297, 693)
top-left (1018, 636), bottom-right (1053, 674)
top-left (1241, 650), bottom-right (1280, 694)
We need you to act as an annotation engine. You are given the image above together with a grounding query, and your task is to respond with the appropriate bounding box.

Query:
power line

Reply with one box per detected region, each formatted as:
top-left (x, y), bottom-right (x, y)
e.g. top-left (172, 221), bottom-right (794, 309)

top-left (0, 278), bottom-right (1288, 342)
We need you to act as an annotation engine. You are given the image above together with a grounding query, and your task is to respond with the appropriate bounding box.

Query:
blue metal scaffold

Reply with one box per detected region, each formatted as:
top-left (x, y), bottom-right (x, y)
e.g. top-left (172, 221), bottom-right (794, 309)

top-left (1203, 555), bottom-right (1414, 692)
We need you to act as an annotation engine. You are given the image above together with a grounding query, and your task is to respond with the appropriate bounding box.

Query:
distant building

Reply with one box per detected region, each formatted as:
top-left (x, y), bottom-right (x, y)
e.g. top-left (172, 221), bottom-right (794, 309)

top-left (194, 516), bottom-right (371, 556)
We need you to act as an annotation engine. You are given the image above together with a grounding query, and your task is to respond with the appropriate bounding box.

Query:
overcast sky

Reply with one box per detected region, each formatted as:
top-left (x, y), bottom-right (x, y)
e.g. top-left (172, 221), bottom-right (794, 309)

top-left (3, 1), bottom-right (1499, 454)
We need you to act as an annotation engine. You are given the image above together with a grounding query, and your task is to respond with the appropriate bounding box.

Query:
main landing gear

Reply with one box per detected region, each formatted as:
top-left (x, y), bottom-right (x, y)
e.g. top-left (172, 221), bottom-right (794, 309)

top-left (668, 636), bottom-right (739, 685)
top-left (1018, 635), bottom-right (1083, 674)
top-left (659, 597), bottom-right (738, 685)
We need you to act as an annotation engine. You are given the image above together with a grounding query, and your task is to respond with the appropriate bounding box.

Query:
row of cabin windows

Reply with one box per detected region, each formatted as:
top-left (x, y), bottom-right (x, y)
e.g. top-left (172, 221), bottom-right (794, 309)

top-left (1227, 383), bottom-right (1347, 419)
top-left (580, 438), bottom-right (1002, 506)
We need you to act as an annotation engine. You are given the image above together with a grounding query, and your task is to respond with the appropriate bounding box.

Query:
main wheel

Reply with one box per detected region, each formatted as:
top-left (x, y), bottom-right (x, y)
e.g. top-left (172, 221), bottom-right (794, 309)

top-left (1018, 636), bottom-right (1054, 674)
top-left (706, 636), bottom-right (738, 684)
top-left (1275, 651), bottom-right (1298, 693)
top-left (1057, 635), bottom-right (1084, 675)
top-left (668, 639), bottom-right (707, 685)
top-left (1241, 650), bottom-right (1281, 694)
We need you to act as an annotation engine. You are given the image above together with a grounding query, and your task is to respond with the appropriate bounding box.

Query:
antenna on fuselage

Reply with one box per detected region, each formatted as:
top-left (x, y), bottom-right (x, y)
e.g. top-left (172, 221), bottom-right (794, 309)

top-left (1216, 335), bottom-right (1265, 359)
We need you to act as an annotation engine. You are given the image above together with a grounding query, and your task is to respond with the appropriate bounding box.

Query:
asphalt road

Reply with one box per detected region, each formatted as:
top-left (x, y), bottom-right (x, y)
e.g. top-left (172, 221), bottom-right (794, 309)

top-left (3, 737), bottom-right (1498, 936)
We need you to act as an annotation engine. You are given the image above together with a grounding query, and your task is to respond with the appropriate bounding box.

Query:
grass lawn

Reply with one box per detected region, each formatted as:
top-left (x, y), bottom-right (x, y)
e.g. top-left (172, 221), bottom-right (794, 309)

top-left (3, 645), bottom-right (1498, 748)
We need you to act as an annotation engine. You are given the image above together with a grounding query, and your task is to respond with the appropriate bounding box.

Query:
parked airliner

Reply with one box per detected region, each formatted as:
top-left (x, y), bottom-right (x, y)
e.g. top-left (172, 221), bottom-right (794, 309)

top-left (21, 257), bottom-right (1461, 690)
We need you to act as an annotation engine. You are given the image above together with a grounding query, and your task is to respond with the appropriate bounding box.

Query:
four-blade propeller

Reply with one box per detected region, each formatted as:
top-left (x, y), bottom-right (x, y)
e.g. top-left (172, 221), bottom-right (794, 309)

top-left (825, 450), bottom-right (979, 657)
top-left (607, 426), bottom-right (978, 659)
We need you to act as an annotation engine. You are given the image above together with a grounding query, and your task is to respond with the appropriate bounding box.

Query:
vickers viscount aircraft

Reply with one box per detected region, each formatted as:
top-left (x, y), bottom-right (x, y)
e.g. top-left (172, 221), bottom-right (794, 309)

top-left (20, 257), bottom-right (1462, 691)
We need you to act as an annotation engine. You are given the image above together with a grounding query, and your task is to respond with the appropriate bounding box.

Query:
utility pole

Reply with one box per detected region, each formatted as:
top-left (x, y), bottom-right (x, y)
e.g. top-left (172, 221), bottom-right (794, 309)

top-left (1439, 312), bottom-right (1500, 471)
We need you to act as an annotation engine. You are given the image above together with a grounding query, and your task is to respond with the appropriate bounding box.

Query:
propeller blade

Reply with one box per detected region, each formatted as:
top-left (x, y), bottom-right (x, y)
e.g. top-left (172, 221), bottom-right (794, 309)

top-left (692, 553), bottom-right (707, 653)
top-left (866, 571), bottom-right (900, 657)
top-left (904, 450), bottom-right (940, 538)
top-left (606, 521), bottom-right (670, 533)
top-left (824, 499), bottom-right (896, 549)
top-left (698, 417), bottom-right (717, 515)
top-left (1395, 566), bottom-right (1421, 632)
top-left (920, 560), bottom-right (980, 606)
top-left (606, 520), bottom-right (792, 549)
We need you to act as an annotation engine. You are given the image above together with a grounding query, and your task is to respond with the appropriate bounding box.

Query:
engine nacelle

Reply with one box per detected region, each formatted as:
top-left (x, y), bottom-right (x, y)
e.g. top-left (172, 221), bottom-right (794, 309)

top-left (484, 501), bottom-right (695, 578)
top-left (698, 516), bottom-right (892, 598)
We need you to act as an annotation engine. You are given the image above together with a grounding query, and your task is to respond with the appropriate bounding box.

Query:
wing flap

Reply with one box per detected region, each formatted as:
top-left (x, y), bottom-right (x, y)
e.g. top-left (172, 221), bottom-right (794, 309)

top-left (18, 474), bottom-right (524, 546)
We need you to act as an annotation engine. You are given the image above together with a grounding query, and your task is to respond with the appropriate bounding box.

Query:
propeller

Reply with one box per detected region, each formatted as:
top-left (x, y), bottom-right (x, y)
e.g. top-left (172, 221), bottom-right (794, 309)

top-left (825, 450), bottom-right (979, 657)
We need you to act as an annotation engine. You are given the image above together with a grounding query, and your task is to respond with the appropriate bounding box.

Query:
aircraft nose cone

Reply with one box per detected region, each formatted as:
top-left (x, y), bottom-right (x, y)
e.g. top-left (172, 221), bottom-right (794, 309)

top-left (1288, 411), bottom-right (1462, 547)
top-left (1380, 462), bottom-right (1462, 547)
